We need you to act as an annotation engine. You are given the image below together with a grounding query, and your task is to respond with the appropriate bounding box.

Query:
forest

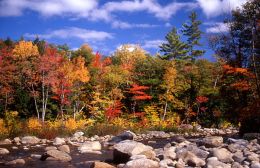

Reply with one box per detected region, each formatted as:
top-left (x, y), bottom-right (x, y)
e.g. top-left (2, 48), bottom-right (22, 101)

top-left (0, 0), bottom-right (259, 139)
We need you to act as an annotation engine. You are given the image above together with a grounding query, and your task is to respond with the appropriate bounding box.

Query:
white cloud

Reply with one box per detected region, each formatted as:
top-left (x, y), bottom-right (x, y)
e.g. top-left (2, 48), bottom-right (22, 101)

top-left (0, 0), bottom-right (98, 17)
top-left (197, 0), bottom-right (248, 17)
top-left (111, 20), bottom-right (158, 29)
top-left (142, 40), bottom-right (165, 49)
top-left (206, 22), bottom-right (230, 33)
top-left (0, 0), bottom-right (197, 21)
top-left (24, 27), bottom-right (113, 41)
top-left (103, 0), bottom-right (197, 20)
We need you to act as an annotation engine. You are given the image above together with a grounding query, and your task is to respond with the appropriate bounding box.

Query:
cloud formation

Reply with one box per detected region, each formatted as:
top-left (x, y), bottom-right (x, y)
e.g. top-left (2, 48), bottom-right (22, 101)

top-left (142, 40), bottom-right (165, 49)
top-left (0, 0), bottom-right (197, 21)
top-left (24, 27), bottom-right (113, 41)
top-left (205, 22), bottom-right (230, 33)
top-left (197, 0), bottom-right (248, 17)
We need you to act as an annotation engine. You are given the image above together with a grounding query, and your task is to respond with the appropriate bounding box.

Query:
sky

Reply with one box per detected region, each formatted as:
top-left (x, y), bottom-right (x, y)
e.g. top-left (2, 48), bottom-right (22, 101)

top-left (0, 0), bottom-right (249, 60)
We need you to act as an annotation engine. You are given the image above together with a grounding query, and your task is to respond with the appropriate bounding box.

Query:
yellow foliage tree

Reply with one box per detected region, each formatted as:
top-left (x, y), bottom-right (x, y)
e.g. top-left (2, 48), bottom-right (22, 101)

top-left (13, 40), bottom-right (39, 59)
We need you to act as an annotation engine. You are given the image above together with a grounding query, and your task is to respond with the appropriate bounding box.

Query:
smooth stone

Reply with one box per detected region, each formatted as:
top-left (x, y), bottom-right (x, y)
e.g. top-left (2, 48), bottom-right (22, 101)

top-left (0, 139), bottom-right (12, 145)
top-left (212, 148), bottom-right (234, 163)
top-left (183, 151), bottom-right (206, 167)
top-left (73, 131), bottom-right (84, 138)
top-left (0, 148), bottom-right (9, 154)
top-left (41, 149), bottom-right (72, 162)
top-left (201, 136), bottom-right (223, 148)
top-left (53, 137), bottom-right (66, 146)
top-left (124, 158), bottom-right (159, 168)
top-left (78, 141), bottom-right (101, 153)
top-left (58, 145), bottom-right (70, 153)
top-left (31, 154), bottom-right (42, 159)
top-left (45, 146), bottom-right (57, 151)
top-left (21, 136), bottom-right (40, 144)
top-left (5, 159), bottom-right (25, 165)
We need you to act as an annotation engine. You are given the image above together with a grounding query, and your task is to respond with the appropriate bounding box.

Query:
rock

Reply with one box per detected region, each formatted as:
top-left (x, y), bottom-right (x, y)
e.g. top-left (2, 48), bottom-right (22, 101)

top-left (232, 162), bottom-right (243, 168)
top-left (179, 124), bottom-right (193, 130)
top-left (5, 159), bottom-right (25, 165)
top-left (0, 139), bottom-right (12, 145)
top-left (124, 158), bottom-right (159, 168)
top-left (73, 131), bottom-right (84, 138)
top-left (159, 159), bottom-right (175, 168)
top-left (108, 131), bottom-right (136, 145)
top-left (232, 151), bottom-right (245, 163)
top-left (0, 148), bottom-right (9, 154)
top-left (45, 146), bottom-right (57, 151)
top-left (247, 153), bottom-right (259, 162)
top-left (130, 155), bottom-right (147, 160)
top-left (13, 137), bottom-right (20, 143)
top-left (31, 154), bottom-right (42, 159)
top-left (172, 135), bottom-right (186, 143)
top-left (53, 137), bottom-right (65, 146)
top-left (78, 141), bottom-right (101, 153)
top-left (243, 133), bottom-right (260, 140)
top-left (251, 161), bottom-right (260, 168)
top-left (163, 146), bottom-right (177, 160)
top-left (113, 140), bottom-right (153, 163)
top-left (80, 161), bottom-right (115, 168)
top-left (212, 148), bottom-right (234, 163)
top-left (41, 149), bottom-right (72, 162)
top-left (201, 136), bottom-right (223, 148)
top-left (207, 159), bottom-right (231, 168)
top-left (147, 131), bottom-right (170, 138)
top-left (21, 136), bottom-right (40, 144)
top-left (12, 146), bottom-right (18, 150)
top-left (183, 151), bottom-right (206, 167)
top-left (58, 145), bottom-right (70, 153)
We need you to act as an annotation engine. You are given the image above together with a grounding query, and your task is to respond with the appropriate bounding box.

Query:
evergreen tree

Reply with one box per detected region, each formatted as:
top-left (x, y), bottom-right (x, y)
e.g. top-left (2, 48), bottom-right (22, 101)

top-left (160, 27), bottom-right (188, 60)
top-left (182, 11), bottom-right (205, 61)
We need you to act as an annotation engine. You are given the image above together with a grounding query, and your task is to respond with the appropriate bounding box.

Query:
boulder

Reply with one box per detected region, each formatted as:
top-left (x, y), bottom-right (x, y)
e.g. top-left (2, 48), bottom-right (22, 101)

top-left (73, 131), bottom-right (84, 138)
top-left (232, 151), bottom-right (245, 163)
top-left (81, 161), bottom-right (116, 168)
top-left (232, 162), bottom-right (243, 168)
top-left (251, 161), bottom-right (260, 168)
top-left (53, 137), bottom-right (65, 146)
top-left (212, 148), bottom-right (234, 163)
top-left (201, 136), bottom-right (223, 148)
top-left (45, 146), bottom-right (57, 151)
top-left (5, 159), bottom-right (25, 165)
top-left (163, 146), bottom-right (176, 160)
top-left (206, 157), bottom-right (231, 168)
top-left (113, 140), bottom-right (153, 163)
top-left (41, 149), bottom-right (72, 162)
top-left (21, 136), bottom-right (40, 144)
top-left (58, 145), bottom-right (70, 153)
top-left (78, 141), bottom-right (101, 153)
top-left (124, 158), bottom-right (159, 168)
top-left (13, 137), bottom-right (21, 143)
top-left (107, 131), bottom-right (136, 145)
top-left (183, 151), bottom-right (206, 167)
top-left (0, 139), bottom-right (12, 145)
top-left (0, 148), bottom-right (9, 155)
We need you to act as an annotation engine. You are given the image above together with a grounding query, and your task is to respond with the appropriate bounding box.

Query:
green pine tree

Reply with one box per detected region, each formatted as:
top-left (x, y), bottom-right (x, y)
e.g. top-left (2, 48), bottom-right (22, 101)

top-left (182, 11), bottom-right (205, 61)
top-left (160, 27), bottom-right (188, 60)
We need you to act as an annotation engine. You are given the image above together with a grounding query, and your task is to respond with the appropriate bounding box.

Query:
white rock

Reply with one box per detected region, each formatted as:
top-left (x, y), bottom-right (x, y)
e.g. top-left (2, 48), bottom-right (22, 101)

top-left (212, 148), bottom-right (234, 163)
top-left (21, 136), bottom-right (40, 144)
top-left (58, 145), bottom-right (70, 153)
top-left (0, 148), bottom-right (9, 154)
top-left (78, 141), bottom-right (101, 153)
top-left (124, 158), bottom-right (159, 168)
top-left (5, 159), bottom-right (25, 165)
top-left (73, 131), bottom-right (84, 138)
top-left (53, 137), bottom-right (65, 146)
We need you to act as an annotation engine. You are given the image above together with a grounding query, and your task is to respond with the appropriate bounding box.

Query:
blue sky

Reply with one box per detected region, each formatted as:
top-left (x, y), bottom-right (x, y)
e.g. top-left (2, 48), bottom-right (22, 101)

top-left (0, 0), bottom-right (248, 60)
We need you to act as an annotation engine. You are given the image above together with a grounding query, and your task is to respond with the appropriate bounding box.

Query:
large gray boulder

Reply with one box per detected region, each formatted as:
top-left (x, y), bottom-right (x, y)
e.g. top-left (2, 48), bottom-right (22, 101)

top-left (206, 157), bottom-right (231, 168)
top-left (58, 145), bottom-right (70, 153)
top-left (183, 151), bottom-right (206, 167)
top-left (21, 136), bottom-right (40, 144)
top-left (212, 148), bottom-right (234, 163)
top-left (41, 149), bottom-right (72, 162)
top-left (200, 136), bottom-right (223, 148)
top-left (78, 141), bottom-right (101, 153)
top-left (113, 140), bottom-right (153, 163)
top-left (124, 158), bottom-right (159, 168)
top-left (53, 137), bottom-right (65, 146)
top-left (107, 131), bottom-right (136, 146)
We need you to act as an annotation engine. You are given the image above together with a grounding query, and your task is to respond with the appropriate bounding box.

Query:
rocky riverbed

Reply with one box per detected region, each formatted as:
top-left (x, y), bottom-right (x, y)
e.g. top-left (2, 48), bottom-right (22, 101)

top-left (0, 127), bottom-right (259, 168)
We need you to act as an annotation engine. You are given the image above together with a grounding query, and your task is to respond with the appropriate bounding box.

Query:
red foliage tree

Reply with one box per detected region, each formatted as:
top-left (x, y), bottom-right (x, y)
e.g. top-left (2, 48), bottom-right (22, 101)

top-left (128, 84), bottom-right (152, 115)
top-left (105, 100), bottom-right (122, 120)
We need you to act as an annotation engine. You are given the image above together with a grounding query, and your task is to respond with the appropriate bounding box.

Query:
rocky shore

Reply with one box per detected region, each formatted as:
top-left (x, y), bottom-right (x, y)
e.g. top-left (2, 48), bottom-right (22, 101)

top-left (0, 127), bottom-right (259, 168)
